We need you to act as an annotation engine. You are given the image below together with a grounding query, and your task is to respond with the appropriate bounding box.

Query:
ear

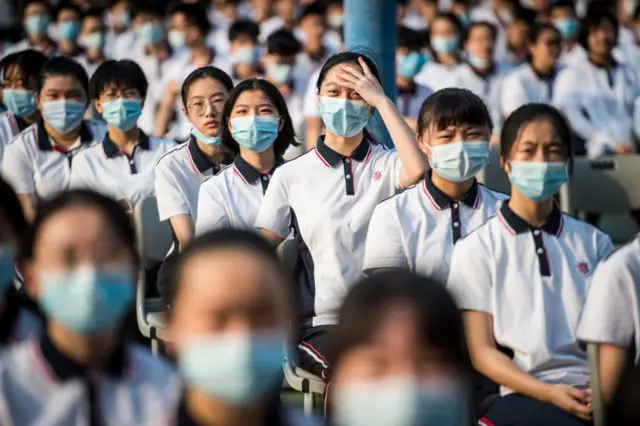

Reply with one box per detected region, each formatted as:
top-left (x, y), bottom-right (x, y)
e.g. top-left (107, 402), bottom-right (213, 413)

top-left (22, 261), bottom-right (39, 301)
top-left (499, 151), bottom-right (510, 173)
top-left (417, 133), bottom-right (431, 158)
top-left (181, 106), bottom-right (188, 118)
top-left (277, 116), bottom-right (285, 131)
top-left (226, 116), bottom-right (233, 132)
top-left (94, 99), bottom-right (104, 115)
top-left (34, 92), bottom-right (42, 110)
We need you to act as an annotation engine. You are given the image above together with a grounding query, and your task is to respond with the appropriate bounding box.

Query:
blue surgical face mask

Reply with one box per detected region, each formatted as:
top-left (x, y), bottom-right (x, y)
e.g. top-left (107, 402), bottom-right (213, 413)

top-left (267, 63), bottom-right (293, 85)
top-left (509, 161), bottom-right (569, 202)
top-left (25, 14), bottom-right (50, 38)
top-left (230, 115), bottom-right (279, 153)
top-left (426, 140), bottom-right (489, 182)
top-left (82, 32), bottom-right (105, 50)
top-left (0, 247), bottom-right (15, 293)
top-left (431, 36), bottom-right (459, 54)
top-left (168, 29), bottom-right (186, 49)
top-left (58, 21), bottom-right (80, 41)
top-left (328, 13), bottom-right (344, 29)
top-left (397, 51), bottom-right (426, 79)
top-left (319, 97), bottom-right (370, 138)
top-left (42, 100), bottom-right (86, 134)
top-left (136, 22), bottom-right (164, 46)
top-left (178, 331), bottom-right (286, 406)
top-left (554, 17), bottom-right (578, 39)
top-left (191, 127), bottom-right (220, 146)
top-left (231, 46), bottom-right (258, 65)
top-left (334, 377), bottom-right (469, 426)
top-left (456, 13), bottom-right (470, 28)
top-left (38, 265), bottom-right (134, 334)
top-left (101, 98), bottom-right (142, 131)
top-left (3, 89), bottom-right (36, 117)
top-left (467, 54), bottom-right (491, 69)
top-left (118, 10), bottom-right (131, 29)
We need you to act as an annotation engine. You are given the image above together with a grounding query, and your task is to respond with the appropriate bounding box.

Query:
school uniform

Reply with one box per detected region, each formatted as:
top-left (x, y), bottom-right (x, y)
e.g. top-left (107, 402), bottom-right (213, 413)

top-left (0, 335), bottom-right (179, 426)
top-left (396, 83), bottom-right (433, 119)
top-left (553, 58), bottom-right (640, 158)
top-left (69, 131), bottom-right (174, 206)
top-left (255, 134), bottom-right (403, 377)
top-left (447, 201), bottom-right (614, 425)
top-left (195, 155), bottom-right (284, 235)
top-left (415, 61), bottom-right (459, 91)
top-left (0, 112), bottom-right (31, 167)
top-left (1, 119), bottom-right (107, 199)
top-left (283, 86), bottom-right (306, 159)
top-left (2, 39), bottom-right (57, 57)
top-left (577, 234), bottom-right (640, 363)
top-left (363, 173), bottom-right (507, 283)
top-left (0, 289), bottom-right (42, 347)
top-left (75, 54), bottom-right (107, 78)
top-left (501, 63), bottom-right (559, 117)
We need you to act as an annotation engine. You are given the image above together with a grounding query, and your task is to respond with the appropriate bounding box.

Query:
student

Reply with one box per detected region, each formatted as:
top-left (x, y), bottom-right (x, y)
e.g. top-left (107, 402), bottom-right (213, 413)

top-left (0, 190), bottom-right (177, 425)
top-left (4, 0), bottom-right (56, 57)
top-left (296, 2), bottom-right (334, 79)
top-left (324, 0), bottom-right (343, 51)
top-left (502, 7), bottom-right (535, 66)
top-left (255, 52), bottom-right (428, 379)
top-left (576, 234), bottom-right (640, 404)
top-left (329, 271), bottom-right (472, 426)
top-left (196, 79), bottom-right (296, 234)
top-left (259, 0), bottom-right (298, 40)
top-left (395, 26), bottom-right (433, 123)
top-left (227, 19), bottom-right (262, 83)
top-left (52, 1), bottom-right (83, 59)
top-left (469, 0), bottom-right (519, 61)
top-left (0, 50), bottom-right (47, 165)
top-left (70, 60), bottom-right (174, 207)
top-left (76, 8), bottom-right (108, 78)
top-left (2, 56), bottom-right (107, 221)
top-left (551, 0), bottom-right (585, 65)
top-left (363, 88), bottom-right (507, 282)
top-left (501, 23), bottom-right (561, 116)
top-left (553, 9), bottom-right (640, 158)
top-left (446, 103), bottom-right (615, 426)
top-left (166, 229), bottom-right (314, 426)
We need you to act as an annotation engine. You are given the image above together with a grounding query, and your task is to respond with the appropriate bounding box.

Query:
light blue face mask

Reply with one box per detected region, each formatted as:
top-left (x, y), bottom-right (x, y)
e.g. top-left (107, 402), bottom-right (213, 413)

top-left (431, 36), bottom-right (459, 54)
top-left (554, 17), bottom-right (578, 39)
top-left (328, 13), bottom-right (344, 29)
top-left (0, 247), bottom-right (15, 293)
top-left (3, 89), bottom-right (36, 117)
top-left (319, 97), bottom-right (370, 138)
top-left (58, 21), bottom-right (80, 41)
top-left (42, 100), bottom-right (86, 134)
top-left (178, 331), bottom-right (286, 406)
top-left (25, 14), bottom-right (50, 38)
top-left (398, 51), bottom-right (426, 79)
top-left (267, 63), bottom-right (293, 85)
top-left (334, 377), bottom-right (469, 426)
top-left (426, 141), bottom-right (489, 182)
top-left (38, 265), bottom-right (134, 334)
top-left (191, 127), bottom-right (220, 146)
top-left (230, 115), bottom-right (279, 153)
top-left (101, 98), bottom-right (142, 131)
top-left (82, 32), bottom-right (105, 50)
top-left (118, 10), bottom-right (131, 29)
top-left (231, 46), bottom-right (258, 65)
top-left (467, 54), bottom-right (491, 69)
top-left (456, 13), bottom-right (470, 28)
top-left (136, 22), bottom-right (164, 46)
top-left (509, 161), bottom-right (569, 202)
top-left (168, 29), bottom-right (186, 49)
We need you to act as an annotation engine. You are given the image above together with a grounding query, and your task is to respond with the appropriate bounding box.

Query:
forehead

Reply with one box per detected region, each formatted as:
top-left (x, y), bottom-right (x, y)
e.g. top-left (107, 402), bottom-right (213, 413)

top-left (58, 8), bottom-right (80, 20)
top-left (25, 2), bottom-right (47, 14)
top-left (431, 17), bottom-right (455, 31)
top-left (370, 304), bottom-right (420, 351)
top-left (35, 207), bottom-right (111, 254)
top-left (322, 62), bottom-right (361, 85)
top-left (468, 25), bottom-right (493, 39)
top-left (41, 75), bottom-right (83, 91)
top-left (233, 89), bottom-right (274, 106)
top-left (515, 119), bottom-right (561, 144)
top-left (188, 77), bottom-right (228, 98)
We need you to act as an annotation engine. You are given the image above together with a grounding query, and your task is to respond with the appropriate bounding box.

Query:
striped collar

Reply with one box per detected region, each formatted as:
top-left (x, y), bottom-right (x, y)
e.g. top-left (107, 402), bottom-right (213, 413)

top-left (187, 136), bottom-right (233, 174)
top-left (36, 119), bottom-right (94, 152)
top-left (102, 129), bottom-right (150, 158)
top-left (497, 200), bottom-right (564, 236)
top-left (421, 171), bottom-right (480, 211)
top-left (315, 134), bottom-right (372, 167)
top-left (232, 154), bottom-right (284, 184)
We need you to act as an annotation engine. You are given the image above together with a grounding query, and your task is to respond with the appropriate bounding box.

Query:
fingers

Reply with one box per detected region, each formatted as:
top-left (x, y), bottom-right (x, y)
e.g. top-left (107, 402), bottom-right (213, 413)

top-left (336, 71), bottom-right (359, 85)
top-left (339, 63), bottom-right (364, 79)
top-left (566, 387), bottom-right (587, 403)
top-left (358, 57), bottom-right (375, 78)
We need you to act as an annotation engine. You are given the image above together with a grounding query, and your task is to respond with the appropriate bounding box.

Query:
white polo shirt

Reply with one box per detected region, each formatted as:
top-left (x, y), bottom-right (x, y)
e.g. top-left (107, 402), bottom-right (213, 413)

top-left (501, 63), bottom-right (559, 117)
top-left (69, 131), bottom-right (175, 205)
top-left (0, 112), bottom-right (30, 167)
top-left (446, 201), bottom-right (615, 395)
top-left (255, 135), bottom-right (403, 327)
top-left (577, 235), bottom-right (640, 363)
top-left (1, 119), bottom-right (107, 198)
top-left (0, 336), bottom-right (179, 425)
top-left (363, 173), bottom-right (507, 283)
top-left (196, 155), bottom-right (285, 235)
top-left (415, 61), bottom-right (459, 91)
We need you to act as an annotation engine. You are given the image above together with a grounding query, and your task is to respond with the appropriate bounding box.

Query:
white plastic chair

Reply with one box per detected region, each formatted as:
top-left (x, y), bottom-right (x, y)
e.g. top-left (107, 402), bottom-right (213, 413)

top-left (133, 197), bottom-right (173, 355)
top-left (587, 343), bottom-right (606, 426)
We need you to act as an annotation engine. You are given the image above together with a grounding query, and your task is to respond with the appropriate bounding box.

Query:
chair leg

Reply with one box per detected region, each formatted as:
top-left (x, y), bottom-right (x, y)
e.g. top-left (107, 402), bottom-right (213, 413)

top-left (303, 392), bottom-right (315, 416)
top-left (151, 338), bottom-right (159, 356)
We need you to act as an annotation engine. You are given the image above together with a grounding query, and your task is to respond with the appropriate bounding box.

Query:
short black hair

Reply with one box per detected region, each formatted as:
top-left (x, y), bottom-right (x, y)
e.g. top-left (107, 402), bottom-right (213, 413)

top-left (0, 177), bottom-right (27, 252)
top-left (267, 29), bottom-right (302, 56)
top-left (22, 0), bottom-right (50, 21)
top-left (528, 22), bottom-right (559, 45)
top-left (464, 20), bottom-right (497, 43)
top-left (297, 0), bottom-right (326, 24)
top-left (82, 7), bottom-right (105, 22)
top-left (169, 2), bottom-right (211, 36)
top-left (228, 19), bottom-right (260, 43)
top-left (0, 49), bottom-right (48, 85)
top-left (550, 0), bottom-right (576, 14)
top-left (180, 66), bottom-right (234, 107)
top-left (131, 0), bottom-right (164, 20)
top-left (397, 25), bottom-right (424, 51)
top-left (578, 9), bottom-right (619, 50)
top-left (53, 0), bottom-right (82, 22)
top-left (430, 12), bottom-right (464, 38)
top-left (37, 56), bottom-right (89, 100)
top-left (89, 59), bottom-right (148, 100)
top-left (220, 78), bottom-right (298, 156)
top-left (512, 6), bottom-right (536, 25)
top-left (417, 88), bottom-right (492, 135)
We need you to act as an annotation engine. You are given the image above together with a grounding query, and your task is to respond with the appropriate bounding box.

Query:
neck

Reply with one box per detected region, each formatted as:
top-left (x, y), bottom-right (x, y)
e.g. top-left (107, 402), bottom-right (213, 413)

top-left (471, 63), bottom-right (492, 76)
top-left (235, 64), bottom-right (256, 79)
top-left (241, 148), bottom-right (276, 173)
top-left (196, 139), bottom-right (228, 163)
top-left (185, 388), bottom-right (264, 426)
top-left (589, 52), bottom-right (613, 68)
top-left (437, 53), bottom-right (458, 67)
top-left (108, 126), bottom-right (140, 154)
top-left (24, 111), bottom-right (41, 124)
top-left (86, 49), bottom-right (105, 61)
top-left (531, 59), bottom-right (554, 77)
top-left (431, 173), bottom-right (474, 200)
top-left (192, 45), bottom-right (213, 66)
top-left (508, 190), bottom-right (554, 227)
top-left (324, 131), bottom-right (364, 156)
top-left (397, 76), bottom-right (414, 90)
top-left (44, 122), bottom-right (82, 148)
top-left (58, 40), bottom-right (77, 55)
top-left (305, 42), bottom-right (323, 59)
top-left (48, 321), bottom-right (119, 368)
top-left (29, 35), bottom-right (48, 45)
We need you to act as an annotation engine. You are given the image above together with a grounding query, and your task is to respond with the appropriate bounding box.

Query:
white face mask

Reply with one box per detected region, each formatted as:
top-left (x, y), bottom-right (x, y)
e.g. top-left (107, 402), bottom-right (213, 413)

top-left (424, 140), bottom-right (490, 182)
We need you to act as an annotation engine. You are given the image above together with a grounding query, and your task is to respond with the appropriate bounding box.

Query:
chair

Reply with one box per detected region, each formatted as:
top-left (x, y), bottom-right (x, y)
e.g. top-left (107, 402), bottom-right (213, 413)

top-left (476, 148), bottom-right (511, 195)
top-left (133, 197), bottom-right (173, 355)
top-left (277, 239), bottom-right (327, 415)
top-left (587, 344), bottom-right (606, 426)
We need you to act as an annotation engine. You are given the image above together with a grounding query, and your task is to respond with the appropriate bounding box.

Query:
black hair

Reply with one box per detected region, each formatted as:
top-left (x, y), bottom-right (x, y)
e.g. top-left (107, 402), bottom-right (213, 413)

top-left (53, 0), bottom-right (82, 22)
top-left (228, 19), bottom-right (260, 43)
top-left (500, 103), bottom-right (574, 168)
top-left (82, 7), bottom-right (106, 22)
top-left (36, 56), bottom-right (89, 100)
top-left (180, 66), bottom-right (234, 107)
top-left (328, 271), bottom-right (472, 378)
top-left (578, 9), bottom-right (619, 50)
top-left (0, 177), bottom-right (27, 251)
top-left (220, 78), bottom-right (298, 156)
top-left (89, 59), bottom-right (148, 100)
top-left (298, 0), bottom-right (326, 24)
top-left (316, 51), bottom-right (381, 92)
top-left (397, 25), bottom-right (424, 51)
top-left (267, 29), bottom-right (302, 56)
top-left (131, 1), bottom-right (164, 20)
top-left (528, 22), bottom-right (560, 45)
top-left (417, 88), bottom-right (492, 135)
top-left (585, 0), bottom-right (615, 16)
top-left (430, 12), bottom-right (464, 38)
top-left (635, 4), bottom-right (640, 21)
top-left (0, 49), bottom-right (47, 86)
top-left (22, 0), bottom-right (50, 21)
top-left (550, 0), bottom-right (575, 13)
top-left (511, 6), bottom-right (536, 26)
top-left (169, 2), bottom-right (211, 36)
top-left (22, 190), bottom-right (138, 267)
top-left (464, 21), bottom-right (497, 43)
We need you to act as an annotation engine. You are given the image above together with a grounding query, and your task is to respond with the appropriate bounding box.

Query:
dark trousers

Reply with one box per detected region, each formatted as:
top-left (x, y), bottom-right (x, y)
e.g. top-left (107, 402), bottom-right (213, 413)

top-left (296, 325), bottom-right (333, 379)
top-left (480, 394), bottom-right (592, 426)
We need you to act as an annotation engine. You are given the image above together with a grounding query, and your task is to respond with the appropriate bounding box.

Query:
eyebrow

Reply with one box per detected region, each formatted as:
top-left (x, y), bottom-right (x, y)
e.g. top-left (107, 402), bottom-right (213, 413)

top-left (234, 102), bottom-right (275, 108)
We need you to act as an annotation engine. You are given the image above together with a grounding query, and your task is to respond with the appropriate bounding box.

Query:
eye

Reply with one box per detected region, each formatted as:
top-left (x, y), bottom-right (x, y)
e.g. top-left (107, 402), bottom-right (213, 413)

top-left (192, 101), bottom-right (205, 108)
top-left (351, 92), bottom-right (363, 100)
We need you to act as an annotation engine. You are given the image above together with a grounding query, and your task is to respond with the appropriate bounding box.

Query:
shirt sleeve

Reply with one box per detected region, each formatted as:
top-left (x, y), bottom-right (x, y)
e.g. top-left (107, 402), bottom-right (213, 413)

top-left (195, 180), bottom-right (231, 236)
top-left (254, 168), bottom-right (292, 238)
top-left (596, 230), bottom-right (616, 262)
top-left (363, 199), bottom-right (409, 272)
top-left (155, 161), bottom-right (190, 221)
top-left (1, 137), bottom-right (35, 194)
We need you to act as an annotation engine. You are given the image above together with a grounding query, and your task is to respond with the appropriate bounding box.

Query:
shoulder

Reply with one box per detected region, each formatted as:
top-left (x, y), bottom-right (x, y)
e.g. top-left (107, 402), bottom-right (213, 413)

top-left (149, 137), bottom-right (177, 152)
top-left (479, 184), bottom-right (509, 203)
top-left (560, 213), bottom-right (605, 238)
top-left (155, 142), bottom-right (187, 169)
top-left (5, 123), bottom-right (37, 151)
top-left (457, 214), bottom-right (499, 248)
top-left (273, 148), bottom-right (316, 175)
top-left (200, 165), bottom-right (233, 191)
top-left (414, 83), bottom-right (433, 98)
top-left (85, 118), bottom-right (108, 139)
top-left (556, 63), bottom-right (585, 80)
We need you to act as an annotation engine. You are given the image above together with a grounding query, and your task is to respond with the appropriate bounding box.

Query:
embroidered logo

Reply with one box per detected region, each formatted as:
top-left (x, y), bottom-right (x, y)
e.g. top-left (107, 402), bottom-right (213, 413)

top-left (373, 171), bottom-right (382, 181)
top-left (576, 262), bottom-right (590, 274)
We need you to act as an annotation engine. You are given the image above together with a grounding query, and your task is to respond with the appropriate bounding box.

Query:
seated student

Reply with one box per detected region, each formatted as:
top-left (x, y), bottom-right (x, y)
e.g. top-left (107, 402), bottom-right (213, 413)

top-left (576, 234), bottom-right (640, 404)
top-left (501, 7), bottom-right (536, 67)
top-left (76, 8), bottom-right (108, 78)
top-left (0, 50), bottom-right (47, 165)
top-left (255, 52), bottom-right (428, 379)
top-left (363, 88), bottom-right (507, 282)
top-left (447, 103), bottom-right (615, 426)
top-left (295, 2), bottom-right (335, 79)
top-left (227, 19), bottom-right (262, 84)
top-left (2, 56), bottom-right (107, 221)
top-left (329, 271), bottom-right (472, 426)
top-left (52, 1), bottom-right (83, 59)
top-left (0, 190), bottom-right (177, 425)
top-left (501, 23), bottom-right (562, 117)
top-left (551, 0), bottom-right (586, 66)
top-left (395, 26), bottom-right (433, 123)
top-left (4, 0), bottom-right (56, 57)
top-left (70, 60), bottom-right (174, 208)
top-left (196, 79), bottom-right (297, 234)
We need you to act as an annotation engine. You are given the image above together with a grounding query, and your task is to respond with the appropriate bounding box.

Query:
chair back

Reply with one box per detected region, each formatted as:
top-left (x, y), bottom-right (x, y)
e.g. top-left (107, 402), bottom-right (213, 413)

top-left (134, 197), bottom-right (174, 270)
top-left (476, 148), bottom-right (511, 195)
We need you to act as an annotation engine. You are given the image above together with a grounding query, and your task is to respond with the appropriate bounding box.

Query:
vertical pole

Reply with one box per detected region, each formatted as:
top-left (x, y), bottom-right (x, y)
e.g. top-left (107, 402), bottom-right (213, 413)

top-left (344, 0), bottom-right (397, 148)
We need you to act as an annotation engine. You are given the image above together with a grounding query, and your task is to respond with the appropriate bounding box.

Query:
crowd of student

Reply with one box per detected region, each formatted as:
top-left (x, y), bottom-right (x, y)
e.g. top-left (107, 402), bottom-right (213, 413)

top-left (0, 0), bottom-right (639, 425)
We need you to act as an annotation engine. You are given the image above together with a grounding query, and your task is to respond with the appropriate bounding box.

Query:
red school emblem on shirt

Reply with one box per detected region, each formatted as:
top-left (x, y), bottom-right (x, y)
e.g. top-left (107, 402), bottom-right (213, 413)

top-left (577, 262), bottom-right (590, 274)
top-left (373, 171), bottom-right (382, 181)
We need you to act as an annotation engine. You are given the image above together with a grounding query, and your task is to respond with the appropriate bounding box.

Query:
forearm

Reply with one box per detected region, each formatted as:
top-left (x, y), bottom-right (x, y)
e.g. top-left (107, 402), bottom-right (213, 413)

top-left (154, 93), bottom-right (177, 137)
